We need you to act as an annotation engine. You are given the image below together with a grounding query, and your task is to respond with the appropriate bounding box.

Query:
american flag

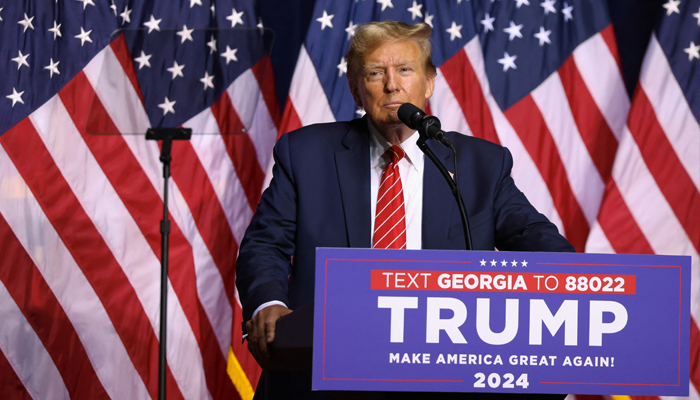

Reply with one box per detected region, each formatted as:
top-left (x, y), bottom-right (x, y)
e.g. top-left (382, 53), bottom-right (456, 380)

top-left (280, 0), bottom-right (699, 399)
top-left (1, 1), bottom-right (698, 400)
top-left (0, 0), bottom-right (275, 399)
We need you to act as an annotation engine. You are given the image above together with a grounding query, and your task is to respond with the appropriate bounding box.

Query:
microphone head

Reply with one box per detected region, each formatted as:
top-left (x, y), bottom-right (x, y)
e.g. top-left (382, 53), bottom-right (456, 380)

top-left (398, 103), bottom-right (424, 130)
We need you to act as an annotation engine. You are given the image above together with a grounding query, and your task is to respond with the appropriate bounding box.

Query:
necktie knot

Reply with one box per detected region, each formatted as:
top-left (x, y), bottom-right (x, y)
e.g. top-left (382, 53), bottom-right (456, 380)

top-left (385, 145), bottom-right (406, 165)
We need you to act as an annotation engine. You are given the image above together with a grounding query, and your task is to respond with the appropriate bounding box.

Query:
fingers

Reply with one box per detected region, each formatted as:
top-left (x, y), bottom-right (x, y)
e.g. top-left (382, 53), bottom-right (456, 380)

top-left (245, 304), bottom-right (291, 368)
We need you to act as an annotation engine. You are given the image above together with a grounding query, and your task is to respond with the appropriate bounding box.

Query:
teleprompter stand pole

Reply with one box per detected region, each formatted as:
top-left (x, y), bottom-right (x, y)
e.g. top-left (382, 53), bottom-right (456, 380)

top-left (146, 127), bottom-right (192, 400)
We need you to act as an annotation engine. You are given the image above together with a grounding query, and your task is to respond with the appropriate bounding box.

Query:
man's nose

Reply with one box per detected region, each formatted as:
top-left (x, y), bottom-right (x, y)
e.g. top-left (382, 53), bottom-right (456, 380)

top-left (385, 70), bottom-right (400, 92)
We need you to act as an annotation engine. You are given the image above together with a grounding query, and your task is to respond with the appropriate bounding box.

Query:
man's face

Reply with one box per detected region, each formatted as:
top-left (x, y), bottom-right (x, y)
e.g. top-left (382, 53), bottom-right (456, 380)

top-left (352, 40), bottom-right (435, 135)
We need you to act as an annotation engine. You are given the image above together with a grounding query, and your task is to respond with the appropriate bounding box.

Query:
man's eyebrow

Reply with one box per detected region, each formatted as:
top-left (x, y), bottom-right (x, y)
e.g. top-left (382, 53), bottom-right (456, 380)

top-left (363, 60), bottom-right (416, 72)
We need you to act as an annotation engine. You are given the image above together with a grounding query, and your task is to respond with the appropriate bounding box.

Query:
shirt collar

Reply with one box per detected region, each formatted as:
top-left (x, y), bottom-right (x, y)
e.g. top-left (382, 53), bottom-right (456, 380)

top-left (368, 120), bottom-right (424, 174)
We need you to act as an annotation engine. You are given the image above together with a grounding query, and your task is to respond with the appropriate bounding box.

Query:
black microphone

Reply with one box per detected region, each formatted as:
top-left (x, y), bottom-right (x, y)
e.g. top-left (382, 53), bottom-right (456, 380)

top-left (398, 103), bottom-right (452, 147)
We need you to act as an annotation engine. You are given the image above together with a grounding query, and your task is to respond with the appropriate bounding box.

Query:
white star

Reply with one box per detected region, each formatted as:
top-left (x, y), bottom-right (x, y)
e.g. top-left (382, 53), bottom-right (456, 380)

top-left (316, 10), bottom-right (334, 30)
top-left (167, 61), bottom-right (185, 79)
top-left (77, 0), bottom-right (95, 10)
top-left (424, 12), bottom-right (434, 28)
top-left (75, 27), bottom-right (93, 46)
top-left (12, 50), bottom-right (30, 70)
top-left (516, 0), bottom-right (530, 7)
top-left (221, 45), bottom-right (238, 64)
top-left (207, 36), bottom-right (217, 54)
top-left (446, 21), bottom-right (463, 41)
top-left (534, 26), bottom-right (551, 46)
top-left (110, 1), bottom-right (117, 15)
top-left (226, 8), bottom-right (244, 27)
top-left (143, 15), bottom-right (162, 33)
top-left (257, 18), bottom-right (264, 33)
top-left (511, 260), bottom-right (518, 267)
top-left (407, 1), bottom-right (423, 20)
top-left (18, 13), bottom-right (35, 32)
top-left (337, 57), bottom-right (347, 77)
top-left (480, 13), bottom-right (495, 32)
top-left (44, 58), bottom-right (60, 77)
top-left (497, 52), bottom-right (517, 71)
top-left (501, 259), bottom-right (508, 267)
top-left (693, 7), bottom-right (700, 25)
top-left (377, 0), bottom-right (394, 11)
top-left (200, 71), bottom-right (215, 90)
top-left (345, 21), bottom-right (359, 39)
top-left (120, 6), bottom-right (132, 25)
top-left (541, 0), bottom-right (557, 14)
top-left (503, 21), bottom-right (523, 40)
top-left (480, 259), bottom-right (486, 266)
top-left (6, 88), bottom-right (24, 107)
top-left (134, 51), bottom-right (152, 69)
top-left (158, 97), bottom-right (176, 116)
top-left (562, 2), bottom-right (574, 20)
top-left (177, 25), bottom-right (194, 43)
top-left (211, 4), bottom-right (216, 15)
top-left (49, 21), bottom-right (62, 40)
top-left (663, 0), bottom-right (680, 15)
top-left (685, 41), bottom-right (700, 61)
top-left (0, 8), bottom-right (3, 21)
top-left (356, 108), bottom-right (366, 117)
top-left (490, 259), bottom-right (497, 267)
top-left (190, 0), bottom-right (202, 7)
top-left (522, 260), bottom-right (528, 267)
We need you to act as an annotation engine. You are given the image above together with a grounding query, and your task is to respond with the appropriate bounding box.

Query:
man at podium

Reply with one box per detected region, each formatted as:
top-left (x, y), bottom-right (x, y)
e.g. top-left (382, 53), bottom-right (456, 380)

top-left (236, 20), bottom-right (573, 399)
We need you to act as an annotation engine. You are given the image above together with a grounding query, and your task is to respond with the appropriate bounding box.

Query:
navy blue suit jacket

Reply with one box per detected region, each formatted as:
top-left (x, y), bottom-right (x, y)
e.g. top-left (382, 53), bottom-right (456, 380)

top-left (236, 117), bottom-right (573, 322)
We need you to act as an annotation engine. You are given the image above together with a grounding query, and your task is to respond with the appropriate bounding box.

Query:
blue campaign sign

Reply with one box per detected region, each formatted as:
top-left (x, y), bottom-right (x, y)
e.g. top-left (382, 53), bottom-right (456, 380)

top-left (312, 248), bottom-right (691, 396)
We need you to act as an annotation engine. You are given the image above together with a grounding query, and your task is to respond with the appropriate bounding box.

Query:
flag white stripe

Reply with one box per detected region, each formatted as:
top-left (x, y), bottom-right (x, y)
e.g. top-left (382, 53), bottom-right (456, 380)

top-left (431, 68), bottom-right (472, 137)
top-left (639, 35), bottom-right (700, 190)
top-left (462, 37), bottom-right (565, 234)
top-left (532, 71), bottom-right (605, 226)
top-left (613, 126), bottom-right (700, 322)
top-left (0, 280), bottom-right (69, 400)
top-left (572, 32), bottom-right (630, 141)
top-left (0, 145), bottom-right (149, 399)
top-left (288, 45), bottom-right (336, 126)
top-left (28, 97), bottom-right (211, 400)
top-left (227, 68), bottom-right (278, 172)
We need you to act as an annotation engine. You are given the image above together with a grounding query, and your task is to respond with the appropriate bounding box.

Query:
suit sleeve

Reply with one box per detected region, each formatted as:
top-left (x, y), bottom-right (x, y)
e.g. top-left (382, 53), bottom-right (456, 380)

top-left (492, 147), bottom-right (575, 253)
top-left (236, 133), bottom-right (297, 321)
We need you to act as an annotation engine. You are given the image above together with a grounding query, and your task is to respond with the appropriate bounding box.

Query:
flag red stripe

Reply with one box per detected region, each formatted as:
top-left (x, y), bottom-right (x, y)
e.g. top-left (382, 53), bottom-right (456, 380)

top-left (627, 86), bottom-right (700, 254)
top-left (59, 72), bottom-right (239, 399)
top-left (0, 213), bottom-right (110, 399)
top-left (505, 96), bottom-right (589, 251)
top-left (211, 91), bottom-right (266, 211)
top-left (166, 139), bottom-right (261, 386)
top-left (557, 56), bottom-right (618, 182)
top-left (691, 316), bottom-right (700, 395)
top-left (252, 55), bottom-right (281, 129)
top-left (439, 49), bottom-right (500, 145)
top-left (0, 347), bottom-right (32, 400)
top-left (596, 182), bottom-right (655, 254)
top-left (0, 119), bottom-right (185, 400)
top-left (279, 96), bottom-right (303, 137)
top-left (599, 24), bottom-right (624, 76)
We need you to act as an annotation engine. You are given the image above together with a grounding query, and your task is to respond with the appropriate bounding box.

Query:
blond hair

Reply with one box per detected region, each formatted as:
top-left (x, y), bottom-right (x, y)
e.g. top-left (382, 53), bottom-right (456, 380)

top-left (346, 21), bottom-right (437, 89)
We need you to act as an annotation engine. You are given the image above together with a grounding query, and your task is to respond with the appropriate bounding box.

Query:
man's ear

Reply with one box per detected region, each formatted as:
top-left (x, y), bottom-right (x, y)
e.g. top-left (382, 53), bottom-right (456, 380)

top-left (425, 74), bottom-right (436, 101)
top-left (350, 82), bottom-right (363, 108)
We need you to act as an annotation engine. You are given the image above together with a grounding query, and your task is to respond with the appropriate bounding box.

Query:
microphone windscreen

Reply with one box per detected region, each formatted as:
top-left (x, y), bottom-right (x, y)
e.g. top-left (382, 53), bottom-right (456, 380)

top-left (398, 103), bottom-right (423, 129)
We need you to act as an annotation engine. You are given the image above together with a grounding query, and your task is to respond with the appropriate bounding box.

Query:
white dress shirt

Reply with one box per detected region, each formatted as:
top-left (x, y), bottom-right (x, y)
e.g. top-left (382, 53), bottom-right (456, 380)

top-left (368, 121), bottom-right (423, 250)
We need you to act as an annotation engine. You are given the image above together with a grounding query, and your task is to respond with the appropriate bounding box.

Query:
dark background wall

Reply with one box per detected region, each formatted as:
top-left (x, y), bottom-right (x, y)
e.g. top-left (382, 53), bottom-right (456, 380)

top-left (260, 0), bottom-right (665, 113)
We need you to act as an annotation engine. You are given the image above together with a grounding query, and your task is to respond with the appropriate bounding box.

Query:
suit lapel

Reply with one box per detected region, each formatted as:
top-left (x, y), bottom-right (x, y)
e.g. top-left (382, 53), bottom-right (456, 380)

top-left (335, 119), bottom-right (371, 248)
top-left (421, 141), bottom-right (456, 249)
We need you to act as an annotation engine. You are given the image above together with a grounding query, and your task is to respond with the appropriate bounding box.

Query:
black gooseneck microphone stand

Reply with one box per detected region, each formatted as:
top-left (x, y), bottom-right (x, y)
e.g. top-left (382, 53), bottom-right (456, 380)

top-left (146, 127), bottom-right (192, 400)
top-left (416, 137), bottom-right (473, 251)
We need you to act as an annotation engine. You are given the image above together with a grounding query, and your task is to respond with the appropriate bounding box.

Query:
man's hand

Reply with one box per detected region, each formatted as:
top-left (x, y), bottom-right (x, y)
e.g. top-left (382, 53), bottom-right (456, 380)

top-left (245, 304), bottom-right (292, 368)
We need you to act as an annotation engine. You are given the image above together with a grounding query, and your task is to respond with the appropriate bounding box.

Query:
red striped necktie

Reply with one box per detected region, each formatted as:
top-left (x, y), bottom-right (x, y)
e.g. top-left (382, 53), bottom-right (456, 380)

top-left (373, 145), bottom-right (407, 249)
